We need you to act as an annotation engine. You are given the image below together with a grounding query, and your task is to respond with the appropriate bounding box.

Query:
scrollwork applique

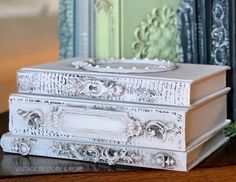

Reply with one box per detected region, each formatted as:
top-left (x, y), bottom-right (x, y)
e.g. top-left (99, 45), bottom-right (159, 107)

top-left (132, 6), bottom-right (181, 61)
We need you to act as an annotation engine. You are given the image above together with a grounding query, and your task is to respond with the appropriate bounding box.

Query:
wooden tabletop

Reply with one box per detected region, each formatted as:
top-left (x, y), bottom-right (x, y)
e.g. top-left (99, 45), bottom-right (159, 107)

top-left (0, 112), bottom-right (236, 182)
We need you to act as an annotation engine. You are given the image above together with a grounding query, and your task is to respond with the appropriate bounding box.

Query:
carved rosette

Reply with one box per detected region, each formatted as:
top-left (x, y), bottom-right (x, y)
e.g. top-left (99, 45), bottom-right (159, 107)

top-left (132, 6), bottom-right (181, 61)
top-left (152, 152), bottom-right (176, 169)
top-left (211, 0), bottom-right (229, 65)
top-left (11, 138), bottom-right (32, 156)
top-left (66, 77), bottom-right (124, 98)
top-left (17, 109), bottom-right (44, 129)
top-left (51, 142), bottom-right (143, 165)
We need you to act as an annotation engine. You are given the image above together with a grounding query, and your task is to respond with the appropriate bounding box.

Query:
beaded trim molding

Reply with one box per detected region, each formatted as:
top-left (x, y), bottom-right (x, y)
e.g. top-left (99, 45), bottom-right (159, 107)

top-left (72, 58), bottom-right (177, 74)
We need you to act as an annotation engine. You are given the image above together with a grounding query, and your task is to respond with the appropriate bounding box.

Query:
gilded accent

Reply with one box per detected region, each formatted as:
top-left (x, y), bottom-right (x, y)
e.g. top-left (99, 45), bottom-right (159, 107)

top-left (132, 6), bottom-right (180, 62)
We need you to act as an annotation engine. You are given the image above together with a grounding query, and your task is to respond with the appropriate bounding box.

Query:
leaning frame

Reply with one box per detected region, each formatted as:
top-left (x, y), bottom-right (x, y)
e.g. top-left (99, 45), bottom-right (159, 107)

top-left (59, 0), bottom-right (236, 122)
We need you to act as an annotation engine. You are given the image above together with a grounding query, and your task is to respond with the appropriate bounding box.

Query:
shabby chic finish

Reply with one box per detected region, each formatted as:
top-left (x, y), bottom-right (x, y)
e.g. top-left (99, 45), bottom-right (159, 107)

top-left (17, 68), bottom-right (190, 107)
top-left (0, 131), bottom-right (229, 171)
top-left (8, 91), bottom-right (229, 151)
top-left (17, 59), bottom-right (229, 107)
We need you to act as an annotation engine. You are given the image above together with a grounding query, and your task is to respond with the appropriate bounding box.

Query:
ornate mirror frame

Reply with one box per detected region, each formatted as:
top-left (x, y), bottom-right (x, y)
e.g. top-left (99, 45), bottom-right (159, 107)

top-left (59, 0), bottom-right (236, 120)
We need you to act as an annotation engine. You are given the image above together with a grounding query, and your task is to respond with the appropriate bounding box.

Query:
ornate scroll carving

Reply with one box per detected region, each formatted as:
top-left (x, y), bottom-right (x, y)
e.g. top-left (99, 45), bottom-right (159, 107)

top-left (152, 152), bottom-right (176, 169)
top-left (17, 109), bottom-right (44, 128)
top-left (12, 138), bottom-right (32, 156)
top-left (145, 120), bottom-right (178, 142)
top-left (51, 142), bottom-right (143, 165)
top-left (132, 6), bottom-right (180, 62)
top-left (59, 0), bottom-right (75, 58)
top-left (211, 0), bottom-right (229, 65)
top-left (14, 106), bottom-right (181, 146)
top-left (66, 77), bottom-right (124, 98)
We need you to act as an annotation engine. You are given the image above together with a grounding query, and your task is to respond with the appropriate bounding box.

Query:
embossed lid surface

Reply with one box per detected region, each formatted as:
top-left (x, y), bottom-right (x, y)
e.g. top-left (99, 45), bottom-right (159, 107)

top-left (71, 58), bottom-right (177, 74)
top-left (25, 57), bottom-right (230, 82)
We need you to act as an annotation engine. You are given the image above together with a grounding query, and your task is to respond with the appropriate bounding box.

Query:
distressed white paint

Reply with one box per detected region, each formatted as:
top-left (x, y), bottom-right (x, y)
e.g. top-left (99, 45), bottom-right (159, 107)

top-left (8, 89), bottom-right (229, 151)
top-left (17, 58), bottom-right (229, 107)
top-left (0, 131), bottom-right (229, 172)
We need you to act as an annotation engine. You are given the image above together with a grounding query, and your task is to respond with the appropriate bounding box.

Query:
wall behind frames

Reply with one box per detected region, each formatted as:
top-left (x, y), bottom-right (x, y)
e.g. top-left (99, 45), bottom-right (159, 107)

top-left (0, 0), bottom-right (59, 113)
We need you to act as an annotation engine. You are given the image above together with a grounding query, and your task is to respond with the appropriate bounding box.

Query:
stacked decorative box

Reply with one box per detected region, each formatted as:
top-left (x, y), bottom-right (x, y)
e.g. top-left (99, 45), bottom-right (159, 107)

top-left (0, 58), bottom-right (231, 171)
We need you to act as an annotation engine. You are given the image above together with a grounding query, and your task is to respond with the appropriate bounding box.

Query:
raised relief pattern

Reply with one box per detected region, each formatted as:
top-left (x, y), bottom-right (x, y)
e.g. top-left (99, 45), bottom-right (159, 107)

top-left (132, 6), bottom-right (180, 62)
top-left (152, 152), bottom-right (176, 169)
top-left (51, 142), bottom-right (144, 165)
top-left (66, 77), bottom-right (124, 98)
top-left (15, 106), bottom-right (181, 146)
top-left (11, 138), bottom-right (32, 156)
top-left (52, 107), bottom-right (143, 143)
top-left (18, 71), bottom-right (189, 106)
top-left (72, 58), bottom-right (177, 73)
top-left (17, 109), bottom-right (44, 129)
top-left (145, 120), bottom-right (178, 142)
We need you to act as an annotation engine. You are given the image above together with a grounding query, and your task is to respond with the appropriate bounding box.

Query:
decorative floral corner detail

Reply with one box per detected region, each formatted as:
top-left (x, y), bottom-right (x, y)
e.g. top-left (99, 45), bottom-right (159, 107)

top-left (12, 138), bottom-right (32, 156)
top-left (145, 120), bottom-right (179, 142)
top-left (152, 152), bottom-right (176, 169)
top-left (17, 109), bottom-right (44, 129)
top-left (132, 6), bottom-right (181, 61)
top-left (51, 142), bottom-right (143, 165)
top-left (66, 77), bottom-right (124, 98)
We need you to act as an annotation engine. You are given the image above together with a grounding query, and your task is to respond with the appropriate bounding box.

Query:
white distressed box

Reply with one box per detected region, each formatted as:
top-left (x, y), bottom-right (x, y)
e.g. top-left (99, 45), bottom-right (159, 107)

top-left (17, 58), bottom-right (229, 107)
top-left (1, 58), bottom-right (231, 171)
top-left (8, 89), bottom-right (230, 151)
